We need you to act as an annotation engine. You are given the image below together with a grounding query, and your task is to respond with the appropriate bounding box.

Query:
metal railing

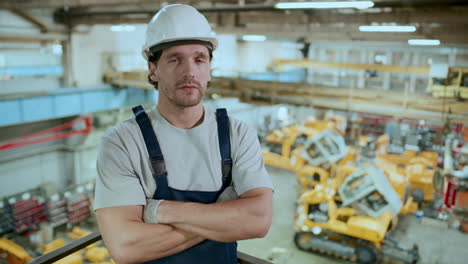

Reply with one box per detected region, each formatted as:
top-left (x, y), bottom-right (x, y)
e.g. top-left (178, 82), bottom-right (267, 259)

top-left (26, 232), bottom-right (272, 264)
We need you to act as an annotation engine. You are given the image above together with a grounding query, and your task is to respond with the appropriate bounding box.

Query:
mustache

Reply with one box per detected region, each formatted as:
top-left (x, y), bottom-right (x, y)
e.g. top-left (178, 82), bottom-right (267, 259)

top-left (176, 78), bottom-right (202, 88)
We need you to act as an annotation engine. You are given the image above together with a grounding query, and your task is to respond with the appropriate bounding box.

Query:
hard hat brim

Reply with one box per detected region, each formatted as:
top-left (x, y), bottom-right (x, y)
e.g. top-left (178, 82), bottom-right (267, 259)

top-left (142, 37), bottom-right (218, 61)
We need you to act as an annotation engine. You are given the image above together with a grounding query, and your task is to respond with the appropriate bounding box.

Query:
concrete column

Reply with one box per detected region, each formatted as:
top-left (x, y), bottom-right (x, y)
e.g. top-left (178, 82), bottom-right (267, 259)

top-left (61, 39), bottom-right (73, 87)
top-left (357, 49), bottom-right (367, 88)
top-left (307, 47), bottom-right (318, 83)
top-left (382, 50), bottom-right (392, 90)
top-left (411, 52), bottom-right (421, 93)
top-left (319, 48), bottom-right (328, 85)
top-left (407, 52), bottom-right (419, 93)
top-left (449, 48), bottom-right (457, 66)
top-left (333, 49), bottom-right (342, 86)
top-left (339, 48), bottom-right (349, 87)
top-left (412, 52), bottom-right (426, 66)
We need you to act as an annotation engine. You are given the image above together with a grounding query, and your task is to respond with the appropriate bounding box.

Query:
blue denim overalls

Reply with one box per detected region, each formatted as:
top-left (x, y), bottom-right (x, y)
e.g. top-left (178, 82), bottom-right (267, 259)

top-left (132, 105), bottom-right (237, 264)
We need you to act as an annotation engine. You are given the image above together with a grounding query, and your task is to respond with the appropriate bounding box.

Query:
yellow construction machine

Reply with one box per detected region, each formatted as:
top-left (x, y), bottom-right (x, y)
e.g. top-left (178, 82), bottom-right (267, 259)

top-left (376, 149), bottom-right (439, 204)
top-left (295, 146), bottom-right (359, 193)
top-left (262, 125), bottom-right (304, 171)
top-left (42, 238), bottom-right (82, 264)
top-left (296, 151), bottom-right (418, 216)
top-left (294, 166), bottom-right (419, 264)
top-left (0, 238), bottom-right (32, 264)
top-left (39, 227), bottom-right (112, 264)
top-left (262, 115), bottom-right (347, 172)
top-left (262, 125), bottom-right (329, 171)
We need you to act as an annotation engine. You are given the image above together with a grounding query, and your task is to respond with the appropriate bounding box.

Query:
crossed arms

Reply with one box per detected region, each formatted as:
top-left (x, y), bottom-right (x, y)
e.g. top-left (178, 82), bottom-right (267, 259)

top-left (96, 187), bottom-right (273, 264)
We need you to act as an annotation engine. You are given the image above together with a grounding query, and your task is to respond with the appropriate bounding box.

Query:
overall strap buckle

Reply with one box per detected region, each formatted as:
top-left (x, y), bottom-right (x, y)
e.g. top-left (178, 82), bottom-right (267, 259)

top-left (132, 105), bottom-right (166, 175)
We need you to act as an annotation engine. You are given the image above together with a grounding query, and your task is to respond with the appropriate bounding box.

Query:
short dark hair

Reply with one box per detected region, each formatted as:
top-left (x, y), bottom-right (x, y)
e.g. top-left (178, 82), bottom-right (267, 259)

top-left (147, 49), bottom-right (164, 89)
top-left (147, 41), bottom-right (214, 90)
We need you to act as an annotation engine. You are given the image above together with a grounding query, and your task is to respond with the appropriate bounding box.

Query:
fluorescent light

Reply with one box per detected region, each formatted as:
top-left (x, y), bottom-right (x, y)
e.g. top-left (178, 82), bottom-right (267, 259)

top-left (110, 25), bottom-right (136, 32)
top-left (242, 35), bottom-right (267, 41)
top-left (359, 25), bottom-right (416, 32)
top-left (408, 39), bottom-right (440, 46)
top-left (275, 1), bottom-right (374, 9)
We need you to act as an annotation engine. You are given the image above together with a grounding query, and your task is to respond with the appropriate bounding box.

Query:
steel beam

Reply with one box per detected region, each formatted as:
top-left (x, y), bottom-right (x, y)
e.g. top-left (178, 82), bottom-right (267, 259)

top-left (9, 8), bottom-right (49, 33)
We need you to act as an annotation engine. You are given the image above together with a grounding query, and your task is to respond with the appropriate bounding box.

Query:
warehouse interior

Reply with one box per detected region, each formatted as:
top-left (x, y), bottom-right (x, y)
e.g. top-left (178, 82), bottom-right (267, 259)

top-left (1, 0), bottom-right (468, 263)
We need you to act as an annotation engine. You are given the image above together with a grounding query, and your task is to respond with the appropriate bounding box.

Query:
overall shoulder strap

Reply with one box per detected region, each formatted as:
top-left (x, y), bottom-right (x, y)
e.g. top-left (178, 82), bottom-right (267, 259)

top-left (216, 108), bottom-right (233, 191)
top-left (132, 105), bottom-right (166, 175)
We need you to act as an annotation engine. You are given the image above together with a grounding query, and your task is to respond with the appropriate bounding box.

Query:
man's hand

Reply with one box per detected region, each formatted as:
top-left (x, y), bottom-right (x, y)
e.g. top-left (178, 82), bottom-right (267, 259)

top-left (157, 187), bottom-right (273, 242)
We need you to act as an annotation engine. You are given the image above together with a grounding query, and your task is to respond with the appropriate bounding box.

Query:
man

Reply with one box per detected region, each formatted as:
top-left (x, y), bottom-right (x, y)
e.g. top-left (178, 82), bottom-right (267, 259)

top-left (94, 4), bottom-right (273, 264)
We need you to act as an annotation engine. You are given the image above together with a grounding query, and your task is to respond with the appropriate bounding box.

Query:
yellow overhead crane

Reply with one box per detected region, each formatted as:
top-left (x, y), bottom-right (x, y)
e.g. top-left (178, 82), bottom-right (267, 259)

top-left (272, 59), bottom-right (430, 75)
top-left (272, 59), bottom-right (468, 99)
top-left (427, 67), bottom-right (468, 99)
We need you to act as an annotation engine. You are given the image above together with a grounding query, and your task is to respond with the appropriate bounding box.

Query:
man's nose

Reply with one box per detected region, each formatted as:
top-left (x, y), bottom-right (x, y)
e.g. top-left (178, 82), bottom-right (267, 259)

top-left (181, 60), bottom-right (196, 78)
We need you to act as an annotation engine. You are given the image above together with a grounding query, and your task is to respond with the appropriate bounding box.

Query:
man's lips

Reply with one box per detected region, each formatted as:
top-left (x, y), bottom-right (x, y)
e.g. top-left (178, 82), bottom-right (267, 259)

top-left (179, 84), bottom-right (199, 90)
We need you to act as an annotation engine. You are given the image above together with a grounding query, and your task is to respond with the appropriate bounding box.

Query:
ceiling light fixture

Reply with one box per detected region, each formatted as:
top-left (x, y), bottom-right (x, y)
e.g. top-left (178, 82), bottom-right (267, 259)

top-left (408, 39), bottom-right (441, 46)
top-left (275, 1), bottom-right (374, 9)
top-left (359, 25), bottom-right (417, 32)
top-left (242, 35), bottom-right (267, 41)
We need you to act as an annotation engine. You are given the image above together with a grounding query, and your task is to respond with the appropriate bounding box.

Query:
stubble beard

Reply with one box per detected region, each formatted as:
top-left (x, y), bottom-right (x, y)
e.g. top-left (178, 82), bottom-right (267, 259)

top-left (163, 84), bottom-right (206, 108)
top-left (173, 90), bottom-right (204, 107)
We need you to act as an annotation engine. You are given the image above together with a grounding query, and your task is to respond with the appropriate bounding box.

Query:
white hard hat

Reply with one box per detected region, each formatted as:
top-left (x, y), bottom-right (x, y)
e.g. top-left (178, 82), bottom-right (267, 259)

top-left (142, 4), bottom-right (218, 61)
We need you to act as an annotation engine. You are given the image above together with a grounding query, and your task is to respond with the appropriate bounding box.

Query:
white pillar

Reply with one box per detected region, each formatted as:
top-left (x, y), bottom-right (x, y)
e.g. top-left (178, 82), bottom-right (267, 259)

top-left (381, 51), bottom-right (392, 90)
top-left (357, 49), bottom-right (367, 89)
top-left (449, 48), bottom-right (457, 66)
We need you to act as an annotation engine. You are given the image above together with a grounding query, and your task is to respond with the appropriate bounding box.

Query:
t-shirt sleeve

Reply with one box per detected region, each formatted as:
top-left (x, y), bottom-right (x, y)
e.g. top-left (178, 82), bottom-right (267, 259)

top-left (231, 122), bottom-right (273, 195)
top-left (94, 134), bottom-right (146, 210)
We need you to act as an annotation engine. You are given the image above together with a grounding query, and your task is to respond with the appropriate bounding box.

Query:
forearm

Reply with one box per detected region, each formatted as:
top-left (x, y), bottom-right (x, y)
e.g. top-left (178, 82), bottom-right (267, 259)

top-left (96, 208), bottom-right (204, 264)
top-left (157, 188), bottom-right (273, 242)
top-left (110, 222), bottom-right (203, 264)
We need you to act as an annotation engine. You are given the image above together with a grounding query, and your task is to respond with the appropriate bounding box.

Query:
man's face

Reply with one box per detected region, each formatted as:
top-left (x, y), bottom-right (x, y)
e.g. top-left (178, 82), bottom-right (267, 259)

top-left (150, 44), bottom-right (211, 108)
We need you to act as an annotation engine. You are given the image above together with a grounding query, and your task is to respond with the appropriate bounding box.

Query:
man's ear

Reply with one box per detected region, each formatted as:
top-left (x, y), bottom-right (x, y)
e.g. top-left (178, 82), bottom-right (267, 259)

top-left (148, 62), bottom-right (158, 82)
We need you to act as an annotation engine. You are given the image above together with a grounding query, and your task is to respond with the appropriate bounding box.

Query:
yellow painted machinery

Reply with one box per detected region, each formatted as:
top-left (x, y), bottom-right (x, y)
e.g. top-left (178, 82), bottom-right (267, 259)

top-left (296, 165), bottom-right (331, 193)
top-left (376, 149), bottom-right (439, 203)
top-left (42, 238), bottom-right (82, 264)
top-left (296, 147), bottom-right (359, 193)
top-left (294, 166), bottom-right (419, 264)
top-left (427, 67), bottom-right (468, 99)
top-left (263, 125), bottom-right (324, 171)
top-left (99, 259), bottom-right (115, 264)
top-left (67, 227), bottom-right (114, 264)
top-left (68, 227), bottom-right (91, 240)
top-left (85, 247), bottom-right (110, 263)
top-left (382, 170), bottom-right (419, 216)
top-left (263, 115), bottom-right (348, 172)
top-left (42, 238), bottom-right (66, 254)
top-left (296, 152), bottom-right (418, 215)
top-left (262, 125), bottom-right (302, 171)
top-left (0, 238), bottom-right (32, 264)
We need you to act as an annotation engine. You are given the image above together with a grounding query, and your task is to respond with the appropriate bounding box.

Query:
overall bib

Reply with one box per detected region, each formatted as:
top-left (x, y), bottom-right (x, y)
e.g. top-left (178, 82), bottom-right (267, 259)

top-left (132, 105), bottom-right (237, 264)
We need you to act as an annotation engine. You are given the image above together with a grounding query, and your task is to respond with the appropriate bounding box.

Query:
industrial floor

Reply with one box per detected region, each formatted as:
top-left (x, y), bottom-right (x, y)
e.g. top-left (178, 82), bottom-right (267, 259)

top-left (237, 167), bottom-right (468, 264)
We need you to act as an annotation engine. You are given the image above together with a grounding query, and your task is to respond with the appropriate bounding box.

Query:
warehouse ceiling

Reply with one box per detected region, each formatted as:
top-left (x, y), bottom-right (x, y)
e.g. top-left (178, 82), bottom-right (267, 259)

top-left (2, 0), bottom-right (468, 45)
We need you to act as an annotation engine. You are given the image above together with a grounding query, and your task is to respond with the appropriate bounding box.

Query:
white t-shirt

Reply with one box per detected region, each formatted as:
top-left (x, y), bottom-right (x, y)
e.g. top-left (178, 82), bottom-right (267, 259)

top-left (94, 105), bottom-right (272, 210)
